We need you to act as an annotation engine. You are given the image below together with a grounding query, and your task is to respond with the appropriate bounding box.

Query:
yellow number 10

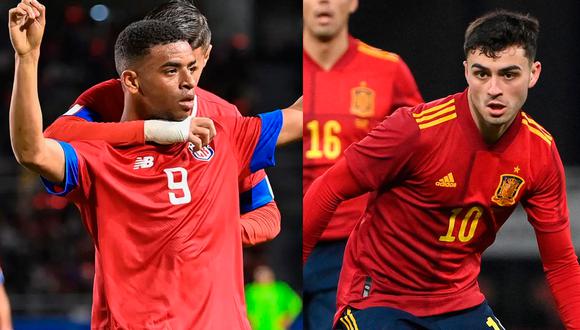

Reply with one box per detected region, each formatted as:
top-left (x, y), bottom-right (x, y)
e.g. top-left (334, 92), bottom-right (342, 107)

top-left (306, 120), bottom-right (342, 160)
top-left (439, 206), bottom-right (483, 243)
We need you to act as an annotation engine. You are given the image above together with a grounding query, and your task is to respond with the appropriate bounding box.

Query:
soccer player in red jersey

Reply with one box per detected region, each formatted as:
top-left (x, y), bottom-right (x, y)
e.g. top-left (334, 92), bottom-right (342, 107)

top-left (303, 0), bottom-right (422, 328)
top-left (304, 10), bottom-right (580, 329)
top-left (43, 0), bottom-right (281, 248)
top-left (8, 1), bottom-right (302, 328)
top-left (0, 267), bottom-right (12, 330)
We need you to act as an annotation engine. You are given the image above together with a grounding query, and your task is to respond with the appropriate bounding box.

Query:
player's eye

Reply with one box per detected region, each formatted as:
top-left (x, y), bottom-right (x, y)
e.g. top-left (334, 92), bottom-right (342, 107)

top-left (474, 71), bottom-right (489, 79)
top-left (503, 72), bottom-right (517, 80)
top-left (165, 69), bottom-right (177, 75)
top-left (188, 66), bottom-right (197, 73)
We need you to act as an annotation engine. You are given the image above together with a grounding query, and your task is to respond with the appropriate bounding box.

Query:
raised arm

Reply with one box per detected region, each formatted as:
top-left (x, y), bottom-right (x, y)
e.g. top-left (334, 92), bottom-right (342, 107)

top-left (9, 0), bottom-right (65, 183)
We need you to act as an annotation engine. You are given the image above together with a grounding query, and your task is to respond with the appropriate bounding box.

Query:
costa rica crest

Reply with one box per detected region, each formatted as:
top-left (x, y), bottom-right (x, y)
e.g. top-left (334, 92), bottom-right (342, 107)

top-left (491, 174), bottom-right (525, 206)
top-left (350, 81), bottom-right (375, 118)
top-left (188, 143), bottom-right (214, 161)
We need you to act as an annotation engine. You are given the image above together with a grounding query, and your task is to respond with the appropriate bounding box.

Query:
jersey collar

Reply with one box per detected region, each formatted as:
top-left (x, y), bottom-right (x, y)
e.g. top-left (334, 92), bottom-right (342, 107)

top-left (303, 35), bottom-right (358, 72)
top-left (456, 88), bottom-right (522, 152)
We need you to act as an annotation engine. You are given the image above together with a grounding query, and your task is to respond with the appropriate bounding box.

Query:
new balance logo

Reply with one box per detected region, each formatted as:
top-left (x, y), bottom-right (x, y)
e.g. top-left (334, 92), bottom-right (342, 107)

top-left (435, 172), bottom-right (457, 188)
top-left (134, 156), bottom-right (155, 169)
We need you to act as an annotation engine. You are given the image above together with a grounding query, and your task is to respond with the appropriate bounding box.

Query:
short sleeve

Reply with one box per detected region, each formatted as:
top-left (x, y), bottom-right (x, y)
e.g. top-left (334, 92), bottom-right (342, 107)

top-left (239, 175), bottom-right (275, 213)
top-left (68, 79), bottom-right (124, 122)
top-left (40, 141), bottom-right (80, 197)
top-left (219, 110), bottom-right (283, 174)
top-left (343, 108), bottom-right (420, 191)
top-left (522, 142), bottom-right (569, 233)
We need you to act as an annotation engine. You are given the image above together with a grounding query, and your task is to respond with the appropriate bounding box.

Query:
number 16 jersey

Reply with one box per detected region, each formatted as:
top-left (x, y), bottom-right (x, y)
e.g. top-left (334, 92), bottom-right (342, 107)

top-left (43, 112), bottom-right (282, 329)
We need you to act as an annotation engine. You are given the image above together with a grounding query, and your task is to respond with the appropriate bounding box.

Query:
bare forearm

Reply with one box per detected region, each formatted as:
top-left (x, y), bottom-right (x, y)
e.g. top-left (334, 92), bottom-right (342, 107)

top-left (10, 53), bottom-right (64, 182)
top-left (10, 53), bottom-right (43, 162)
top-left (0, 286), bottom-right (12, 330)
top-left (277, 108), bottom-right (303, 145)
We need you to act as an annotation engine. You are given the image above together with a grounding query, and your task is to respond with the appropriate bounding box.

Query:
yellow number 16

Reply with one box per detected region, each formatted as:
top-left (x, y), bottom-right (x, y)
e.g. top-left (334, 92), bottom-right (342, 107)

top-left (306, 120), bottom-right (342, 160)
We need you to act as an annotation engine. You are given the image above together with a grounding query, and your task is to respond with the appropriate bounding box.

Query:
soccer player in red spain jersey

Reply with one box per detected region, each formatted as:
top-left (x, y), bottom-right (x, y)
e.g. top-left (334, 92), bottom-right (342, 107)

top-left (303, 0), bottom-right (422, 328)
top-left (8, 1), bottom-right (302, 328)
top-left (0, 267), bottom-right (12, 330)
top-left (304, 10), bottom-right (580, 329)
top-left (43, 0), bottom-right (282, 248)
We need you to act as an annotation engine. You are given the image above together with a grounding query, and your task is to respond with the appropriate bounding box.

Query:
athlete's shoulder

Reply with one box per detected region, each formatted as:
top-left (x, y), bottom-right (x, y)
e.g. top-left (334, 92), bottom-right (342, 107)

top-left (520, 111), bottom-right (554, 147)
top-left (408, 93), bottom-right (460, 131)
top-left (354, 38), bottom-right (400, 63)
top-left (196, 87), bottom-right (240, 117)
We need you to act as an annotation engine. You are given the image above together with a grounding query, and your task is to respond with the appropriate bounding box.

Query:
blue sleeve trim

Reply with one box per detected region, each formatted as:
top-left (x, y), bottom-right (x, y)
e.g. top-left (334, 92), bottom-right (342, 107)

top-left (239, 177), bottom-right (275, 213)
top-left (41, 141), bottom-right (80, 196)
top-left (0, 269), bottom-right (4, 284)
top-left (250, 110), bottom-right (283, 172)
top-left (70, 106), bottom-right (101, 122)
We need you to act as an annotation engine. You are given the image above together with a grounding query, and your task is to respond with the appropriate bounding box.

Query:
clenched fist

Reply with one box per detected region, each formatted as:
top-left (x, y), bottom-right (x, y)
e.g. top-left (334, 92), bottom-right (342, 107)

top-left (8, 0), bottom-right (46, 57)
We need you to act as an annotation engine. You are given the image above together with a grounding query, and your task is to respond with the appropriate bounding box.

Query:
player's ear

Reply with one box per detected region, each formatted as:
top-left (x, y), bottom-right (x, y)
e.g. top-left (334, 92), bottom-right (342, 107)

top-left (121, 70), bottom-right (139, 94)
top-left (463, 60), bottom-right (468, 80)
top-left (203, 44), bottom-right (212, 64)
top-left (528, 61), bottom-right (541, 88)
top-left (350, 0), bottom-right (359, 13)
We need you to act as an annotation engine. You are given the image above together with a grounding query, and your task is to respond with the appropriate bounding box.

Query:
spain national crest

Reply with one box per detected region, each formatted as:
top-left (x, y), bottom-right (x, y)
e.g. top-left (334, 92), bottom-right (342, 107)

top-left (491, 174), bottom-right (525, 206)
top-left (350, 81), bottom-right (375, 118)
top-left (188, 143), bottom-right (214, 161)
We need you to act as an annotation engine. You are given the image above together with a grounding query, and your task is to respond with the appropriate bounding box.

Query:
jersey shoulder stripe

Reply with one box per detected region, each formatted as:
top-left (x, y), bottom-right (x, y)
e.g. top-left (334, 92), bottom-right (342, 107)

top-left (521, 112), bottom-right (553, 145)
top-left (356, 41), bottom-right (399, 62)
top-left (413, 98), bottom-right (457, 130)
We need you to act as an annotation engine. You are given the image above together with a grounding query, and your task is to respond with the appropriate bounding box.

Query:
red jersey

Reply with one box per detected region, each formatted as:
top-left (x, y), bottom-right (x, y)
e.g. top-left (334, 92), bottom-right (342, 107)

top-left (43, 112), bottom-right (282, 329)
top-left (44, 79), bottom-right (274, 213)
top-left (303, 36), bottom-right (422, 240)
top-left (306, 89), bottom-right (573, 320)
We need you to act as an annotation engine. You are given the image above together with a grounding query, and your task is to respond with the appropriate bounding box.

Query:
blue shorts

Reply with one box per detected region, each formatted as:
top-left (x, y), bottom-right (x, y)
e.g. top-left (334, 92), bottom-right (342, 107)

top-left (304, 240), bottom-right (348, 330)
top-left (335, 301), bottom-right (505, 330)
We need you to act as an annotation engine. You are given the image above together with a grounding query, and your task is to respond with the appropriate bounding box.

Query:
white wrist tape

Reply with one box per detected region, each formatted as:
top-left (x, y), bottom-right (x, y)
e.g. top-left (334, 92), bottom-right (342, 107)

top-left (144, 116), bottom-right (192, 144)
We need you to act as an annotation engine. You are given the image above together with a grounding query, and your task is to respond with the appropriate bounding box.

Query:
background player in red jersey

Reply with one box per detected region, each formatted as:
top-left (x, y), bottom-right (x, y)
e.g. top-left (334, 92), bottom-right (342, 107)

top-left (304, 9), bottom-right (580, 330)
top-left (303, 0), bottom-right (422, 328)
top-left (8, 1), bottom-right (302, 328)
top-left (43, 0), bottom-right (282, 248)
top-left (0, 267), bottom-right (12, 330)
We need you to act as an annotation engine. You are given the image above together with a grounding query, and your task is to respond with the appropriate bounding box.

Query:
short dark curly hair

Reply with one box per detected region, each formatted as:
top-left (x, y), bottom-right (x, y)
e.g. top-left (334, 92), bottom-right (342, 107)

top-left (114, 20), bottom-right (188, 75)
top-left (464, 10), bottom-right (539, 62)
top-left (144, 0), bottom-right (211, 51)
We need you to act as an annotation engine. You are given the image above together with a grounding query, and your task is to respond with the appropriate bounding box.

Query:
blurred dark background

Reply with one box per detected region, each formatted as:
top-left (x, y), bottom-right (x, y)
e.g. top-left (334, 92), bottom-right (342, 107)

top-left (350, 1), bottom-right (580, 329)
top-left (0, 0), bottom-right (301, 327)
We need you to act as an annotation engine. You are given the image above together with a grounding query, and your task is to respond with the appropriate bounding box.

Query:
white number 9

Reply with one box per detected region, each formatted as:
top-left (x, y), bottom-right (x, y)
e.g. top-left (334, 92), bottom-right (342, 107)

top-left (164, 167), bottom-right (191, 205)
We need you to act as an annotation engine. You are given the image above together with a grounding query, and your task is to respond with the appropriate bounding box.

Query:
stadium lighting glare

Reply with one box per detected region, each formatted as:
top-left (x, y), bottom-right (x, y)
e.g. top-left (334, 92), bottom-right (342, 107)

top-left (90, 4), bottom-right (109, 22)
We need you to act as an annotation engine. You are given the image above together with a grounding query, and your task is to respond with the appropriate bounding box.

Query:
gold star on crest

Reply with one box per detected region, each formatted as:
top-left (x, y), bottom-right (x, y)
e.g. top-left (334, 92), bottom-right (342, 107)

top-left (514, 166), bottom-right (520, 174)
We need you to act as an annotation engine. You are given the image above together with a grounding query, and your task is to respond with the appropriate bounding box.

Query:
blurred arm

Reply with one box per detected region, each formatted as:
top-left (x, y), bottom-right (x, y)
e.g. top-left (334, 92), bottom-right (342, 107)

top-left (303, 158), bottom-right (367, 262)
top-left (241, 201), bottom-right (281, 247)
top-left (535, 226), bottom-right (580, 328)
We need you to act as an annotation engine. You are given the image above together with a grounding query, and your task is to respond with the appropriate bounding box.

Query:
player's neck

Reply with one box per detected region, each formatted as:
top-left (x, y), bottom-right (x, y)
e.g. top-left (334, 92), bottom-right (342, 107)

top-left (120, 95), bottom-right (142, 121)
top-left (303, 29), bottom-right (349, 71)
top-left (468, 101), bottom-right (515, 145)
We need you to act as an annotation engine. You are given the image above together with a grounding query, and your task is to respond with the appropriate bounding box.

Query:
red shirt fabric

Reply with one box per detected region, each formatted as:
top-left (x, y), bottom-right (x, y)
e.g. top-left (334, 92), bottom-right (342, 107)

top-left (304, 89), bottom-right (576, 322)
top-left (303, 36), bottom-right (423, 240)
top-left (44, 113), bottom-right (282, 329)
top-left (43, 79), bottom-right (273, 210)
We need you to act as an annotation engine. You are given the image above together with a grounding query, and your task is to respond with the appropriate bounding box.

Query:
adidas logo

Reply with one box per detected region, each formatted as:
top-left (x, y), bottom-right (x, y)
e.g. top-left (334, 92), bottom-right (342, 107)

top-left (435, 172), bottom-right (457, 188)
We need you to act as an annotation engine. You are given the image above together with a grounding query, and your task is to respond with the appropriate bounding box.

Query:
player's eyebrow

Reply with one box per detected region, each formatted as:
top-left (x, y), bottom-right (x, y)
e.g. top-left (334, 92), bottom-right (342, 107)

top-left (161, 59), bottom-right (197, 68)
top-left (471, 63), bottom-right (521, 73)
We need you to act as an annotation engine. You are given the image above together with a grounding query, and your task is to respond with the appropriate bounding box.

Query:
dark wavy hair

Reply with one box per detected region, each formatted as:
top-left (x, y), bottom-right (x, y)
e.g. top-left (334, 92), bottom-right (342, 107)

top-left (114, 20), bottom-right (187, 75)
top-left (464, 10), bottom-right (539, 62)
top-left (144, 0), bottom-right (211, 51)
